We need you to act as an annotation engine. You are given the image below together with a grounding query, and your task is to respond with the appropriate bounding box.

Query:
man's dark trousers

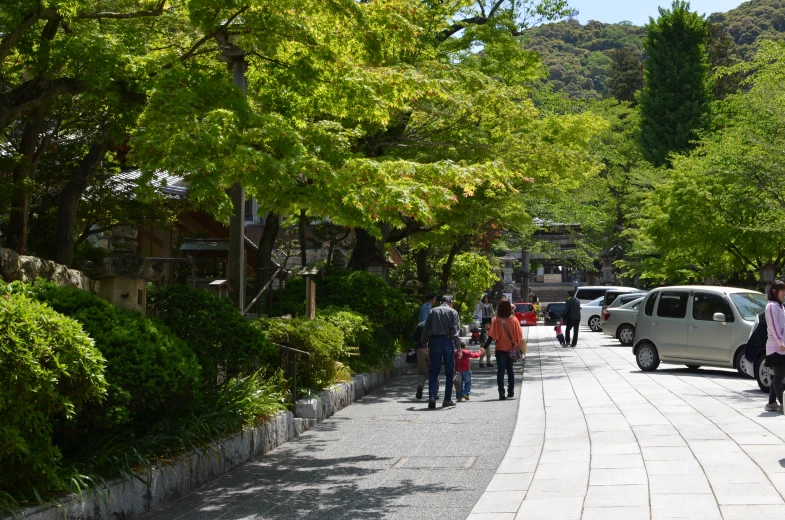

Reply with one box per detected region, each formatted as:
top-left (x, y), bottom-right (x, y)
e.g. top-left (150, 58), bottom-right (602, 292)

top-left (428, 335), bottom-right (455, 401)
top-left (564, 321), bottom-right (580, 346)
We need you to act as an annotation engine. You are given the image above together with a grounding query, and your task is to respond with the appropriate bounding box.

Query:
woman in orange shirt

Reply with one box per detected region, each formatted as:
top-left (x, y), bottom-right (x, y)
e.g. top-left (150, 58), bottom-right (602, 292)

top-left (482, 300), bottom-right (523, 400)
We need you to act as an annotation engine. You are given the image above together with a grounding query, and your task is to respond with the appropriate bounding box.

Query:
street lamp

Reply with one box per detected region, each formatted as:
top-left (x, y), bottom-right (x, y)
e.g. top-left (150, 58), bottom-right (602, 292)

top-left (761, 263), bottom-right (777, 287)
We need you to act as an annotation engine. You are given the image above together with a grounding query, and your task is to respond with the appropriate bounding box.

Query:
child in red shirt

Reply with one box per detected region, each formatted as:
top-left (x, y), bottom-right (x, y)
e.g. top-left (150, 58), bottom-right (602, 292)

top-left (454, 341), bottom-right (483, 401)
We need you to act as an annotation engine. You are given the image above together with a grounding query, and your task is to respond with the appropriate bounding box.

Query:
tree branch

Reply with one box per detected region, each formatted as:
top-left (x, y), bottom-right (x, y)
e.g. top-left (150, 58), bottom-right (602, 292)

top-left (0, 11), bottom-right (40, 62)
top-left (77, 0), bottom-right (166, 20)
top-left (179, 5), bottom-right (249, 62)
top-left (0, 77), bottom-right (84, 132)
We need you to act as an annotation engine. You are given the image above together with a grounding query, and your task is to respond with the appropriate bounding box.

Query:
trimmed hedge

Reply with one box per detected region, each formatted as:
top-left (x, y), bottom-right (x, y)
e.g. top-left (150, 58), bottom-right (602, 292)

top-left (22, 282), bottom-right (201, 426)
top-left (0, 290), bottom-right (107, 495)
top-left (256, 318), bottom-right (345, 390)
top-left (148, 285), bottom-right (279, 387)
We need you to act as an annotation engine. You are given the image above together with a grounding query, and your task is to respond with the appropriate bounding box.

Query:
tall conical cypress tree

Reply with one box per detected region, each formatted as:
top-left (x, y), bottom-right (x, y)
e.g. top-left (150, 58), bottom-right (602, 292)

top-left (639, 1), bottom-right (710, 167)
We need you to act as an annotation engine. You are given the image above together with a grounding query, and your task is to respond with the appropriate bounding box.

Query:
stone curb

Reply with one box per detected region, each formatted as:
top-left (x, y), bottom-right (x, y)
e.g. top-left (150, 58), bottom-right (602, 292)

top-left (5, 354), bottom-right (411, 520)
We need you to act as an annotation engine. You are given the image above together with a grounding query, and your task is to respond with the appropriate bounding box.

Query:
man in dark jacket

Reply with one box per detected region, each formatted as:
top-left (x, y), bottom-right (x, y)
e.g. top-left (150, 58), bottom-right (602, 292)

top-left (421, 295), bottom-right (461, 409)
top-left (561, 289), bottom-right (581, 348)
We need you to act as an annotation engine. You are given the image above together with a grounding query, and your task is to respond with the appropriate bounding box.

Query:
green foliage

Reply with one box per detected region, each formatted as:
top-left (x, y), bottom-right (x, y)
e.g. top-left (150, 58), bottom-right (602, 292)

top-left (317, 306), bottom-right (372, 356)
top-left (449, 253), bottom-right (498, 322)
top-left (147, 285), bottom-right (279, 388)
top-left (256, 318), bottom-right (345, 391)
top-left (626, 41), bottom-right (785, 284)
top-left (526, 19), bottom-right (646, 99)
top-left (20, 282), bottom-right (201, 426)
top-left (606, 47), bottom-right (644, 104)
top-left (639, 1), bottom-right (710, 167)
top-left (709, 0), bottom-right (785, 60)
top-left (0, 290), bottom-right (107, 498)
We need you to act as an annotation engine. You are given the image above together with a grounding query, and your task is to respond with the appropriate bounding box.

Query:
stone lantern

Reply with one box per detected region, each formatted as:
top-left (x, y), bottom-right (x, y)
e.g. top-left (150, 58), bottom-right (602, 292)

top-left (82, 224), bottom-right (164, 313)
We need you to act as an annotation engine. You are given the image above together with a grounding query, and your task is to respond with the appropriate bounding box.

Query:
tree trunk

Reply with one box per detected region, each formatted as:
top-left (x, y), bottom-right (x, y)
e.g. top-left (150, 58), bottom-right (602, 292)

top-left (348, 227), bottom-right (382, 271)
top-left (298, 208), bottom-right (307, 267)
top-left (415, 247), bottom-right (430, 295)
top-left (440, 243), bottom-right (461, 293)
top-left (258, 211), bottom-right (280, 281)
top-left (54, 138), bottom-right (110, 266)
top-left (5, 105), bottom-right (45, 254)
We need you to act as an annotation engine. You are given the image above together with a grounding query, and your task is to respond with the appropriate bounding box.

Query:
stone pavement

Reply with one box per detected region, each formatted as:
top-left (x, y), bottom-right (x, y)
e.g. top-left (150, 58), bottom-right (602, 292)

top-left (142, 341), bottom-right (522, 520)
top-left (471, 325), bottom-right (785, 520)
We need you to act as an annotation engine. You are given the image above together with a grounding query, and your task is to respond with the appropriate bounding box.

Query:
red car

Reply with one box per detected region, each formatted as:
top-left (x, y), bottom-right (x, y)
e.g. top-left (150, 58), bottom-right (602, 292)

top-left (514, 302), bottom-right (537, 326)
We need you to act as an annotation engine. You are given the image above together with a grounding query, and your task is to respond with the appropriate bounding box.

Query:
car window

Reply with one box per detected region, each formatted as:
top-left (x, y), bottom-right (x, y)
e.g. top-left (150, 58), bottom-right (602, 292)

top-left (515, 304), bottom-right (533, 313)
top-left (575, 288), bottom-right (607, 301)
top-left (730, 292), bottom-right (768, 321)
top-left (586, 297), bottom-right (604, 307)
top-left (692, 292), bottom-right (734, 322)
top-left (644, 293), bottom-right (658, 316)
top-left (632, 302), bottom-right (640, 310)
top-left (657, 291), bottom-right (688, 319)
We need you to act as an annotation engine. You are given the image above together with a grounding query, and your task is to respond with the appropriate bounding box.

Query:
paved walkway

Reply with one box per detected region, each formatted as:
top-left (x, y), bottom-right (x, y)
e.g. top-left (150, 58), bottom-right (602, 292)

top-left (143, 341), bottom-right (522, 519)
top-left (471, 325), bottom-right (785, 520)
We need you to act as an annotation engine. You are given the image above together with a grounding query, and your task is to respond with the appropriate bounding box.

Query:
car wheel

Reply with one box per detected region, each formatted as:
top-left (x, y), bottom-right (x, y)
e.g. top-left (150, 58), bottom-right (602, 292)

top-left (733, 348), bottom-right (749, 378)
top-left (755, 354), bottom-right (772, 393)
top-left (588, 315), bottom-right (602, 332)
top-left (618, 325), bottom-right (635, 347)
top-left (636, 343), bottom-right (660, 372)
top-left (686, 365), bottom-right (700, 372)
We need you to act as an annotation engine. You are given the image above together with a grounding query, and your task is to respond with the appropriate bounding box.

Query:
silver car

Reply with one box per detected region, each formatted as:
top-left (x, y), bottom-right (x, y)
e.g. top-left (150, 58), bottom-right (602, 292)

top-left (633, 286), bottom-right (767, 375)
top-left (602, 297), bottom-right (643, 346)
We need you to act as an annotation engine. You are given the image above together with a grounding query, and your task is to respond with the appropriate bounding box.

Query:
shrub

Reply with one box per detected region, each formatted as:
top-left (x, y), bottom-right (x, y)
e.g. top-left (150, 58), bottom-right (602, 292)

top-left (256, 318), bottom-right (344, 391)
top-left (284, 271), bottom-right (416, 337)
top-left (148, 285), bottom-right (279, 388)
top-left (19, 282), bottom-right (201, 426)
top-left (318, 306), bottom-right (372, 356)
top-left (0, 290), bottom-right (107, 496)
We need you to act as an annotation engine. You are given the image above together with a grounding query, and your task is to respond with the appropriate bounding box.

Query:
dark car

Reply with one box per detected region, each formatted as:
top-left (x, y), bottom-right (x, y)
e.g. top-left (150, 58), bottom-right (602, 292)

top-left (545, 302), bottom-right (566, 324)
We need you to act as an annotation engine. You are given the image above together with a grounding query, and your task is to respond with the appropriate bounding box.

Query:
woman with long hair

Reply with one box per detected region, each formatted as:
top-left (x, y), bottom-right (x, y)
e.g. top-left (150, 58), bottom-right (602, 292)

top-left (765, 280), bottom-right (785, 413)
top-left (481, 300), bottom-right (523, 400)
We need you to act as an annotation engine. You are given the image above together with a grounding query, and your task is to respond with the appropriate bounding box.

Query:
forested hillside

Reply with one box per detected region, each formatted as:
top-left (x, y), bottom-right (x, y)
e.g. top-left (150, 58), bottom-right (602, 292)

top-left (528, 0), bottom-right (785, 99)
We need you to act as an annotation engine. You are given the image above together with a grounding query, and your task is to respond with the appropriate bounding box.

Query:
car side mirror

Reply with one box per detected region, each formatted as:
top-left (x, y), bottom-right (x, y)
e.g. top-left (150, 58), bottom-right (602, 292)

top-left (712, 312), bottom-right (726, 322)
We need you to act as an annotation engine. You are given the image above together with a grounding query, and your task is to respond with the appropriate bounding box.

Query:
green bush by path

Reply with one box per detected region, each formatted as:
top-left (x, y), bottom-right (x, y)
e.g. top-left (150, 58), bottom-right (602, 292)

top-left (148, 284), bottom-right (280, 388)
top-left (256, 318), bottom-right (345, 391)
top-left (17, 282), bottom-right (201, 427)
top-left (282, 271), bottom-right (417, 338)
top-left (0, 290), bottom-right (107, 498)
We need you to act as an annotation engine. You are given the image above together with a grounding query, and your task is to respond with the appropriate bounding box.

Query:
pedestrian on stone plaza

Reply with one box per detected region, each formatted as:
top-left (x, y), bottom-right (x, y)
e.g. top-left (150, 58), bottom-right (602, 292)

top-left (560, 289), bottom-right (581, 348)
top-left (454, 341), bottom-right (482, 401)
top-left (411, 320), bottom-right (429, 400)
top-left (419, 293), bottom-right (436, 323)
top-left (474, 295), bottom-right (495, 367)
top-left (482, 300), bottom-right (523, 401)
top-left (765, 280), bottom-right (785, 414)
top-left (421, 295), bottom-right (461, 409)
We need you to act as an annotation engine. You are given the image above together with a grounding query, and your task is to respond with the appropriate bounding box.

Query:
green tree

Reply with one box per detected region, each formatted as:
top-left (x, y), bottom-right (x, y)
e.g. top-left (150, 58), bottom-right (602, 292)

top-left (605, 47), bottom-right (643, 104)
top-left (638, 1), bottom-right (710, 167)
top-left (449, 252), bottom-right (498, 322)
top-left (628, 42), bottom-right (785, 284)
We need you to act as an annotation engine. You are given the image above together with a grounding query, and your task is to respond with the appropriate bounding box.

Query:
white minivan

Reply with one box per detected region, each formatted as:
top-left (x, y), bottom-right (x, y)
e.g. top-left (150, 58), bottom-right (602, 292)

top-left (573, 286), bottom-right (631, 305)
top-left (633, 286), bottom-right (767, 375)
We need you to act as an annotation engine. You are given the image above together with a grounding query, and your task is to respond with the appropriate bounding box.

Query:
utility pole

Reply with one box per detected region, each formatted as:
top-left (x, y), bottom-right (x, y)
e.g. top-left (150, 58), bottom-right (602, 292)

top-left (217, 30), bottom-right (247, 310)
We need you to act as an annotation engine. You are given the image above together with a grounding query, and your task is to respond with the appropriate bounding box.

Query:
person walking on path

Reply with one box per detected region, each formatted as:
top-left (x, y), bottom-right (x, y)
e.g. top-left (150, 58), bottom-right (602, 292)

top-left (422, 295), bottom-right (461, 409)
top-left (474, 295), bottom-right (494, 367)
top-left (454, 341), bottom-right (482, 401)
top-left (482, 300), bottom-right (523, 400)
top-left (411, 320), bottom-right (429, 400)
top-left (561, 289), bottom-right (581, 347)
top-left (419, 293), bottom-right (436, 323)
top-left (765, 280), bottom-right (785, 413)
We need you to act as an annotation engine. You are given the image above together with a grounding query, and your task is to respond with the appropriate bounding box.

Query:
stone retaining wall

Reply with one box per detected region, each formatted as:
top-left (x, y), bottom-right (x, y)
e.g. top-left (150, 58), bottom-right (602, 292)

top-left (0, 248), bottom-right (98, 292)
top-left (6, 354), bottom-right (410, 520)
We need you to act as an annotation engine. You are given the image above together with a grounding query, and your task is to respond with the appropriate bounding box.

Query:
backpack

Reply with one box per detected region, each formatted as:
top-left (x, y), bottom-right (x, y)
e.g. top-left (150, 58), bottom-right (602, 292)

top-left (745, 311), bottom-right (768, 365)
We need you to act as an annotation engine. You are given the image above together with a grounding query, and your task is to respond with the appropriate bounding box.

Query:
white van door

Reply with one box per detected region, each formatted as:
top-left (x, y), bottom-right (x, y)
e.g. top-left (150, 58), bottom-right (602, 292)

top-left (687, 292), bottom-right (733, 364)
top-left (653, 291), bottom-right (690, 359)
